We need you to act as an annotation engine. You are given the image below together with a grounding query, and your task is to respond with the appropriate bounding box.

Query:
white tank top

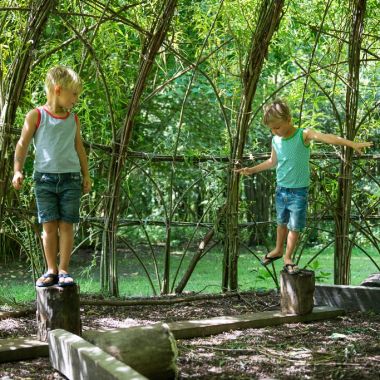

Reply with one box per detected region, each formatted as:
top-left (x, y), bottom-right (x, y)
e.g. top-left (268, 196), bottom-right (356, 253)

top-left (33, 106), bottom-right (81, 173)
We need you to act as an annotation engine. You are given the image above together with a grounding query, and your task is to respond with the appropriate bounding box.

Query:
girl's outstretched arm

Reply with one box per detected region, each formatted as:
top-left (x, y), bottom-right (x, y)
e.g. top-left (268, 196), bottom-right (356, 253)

top-left (303, 129), bottom-right (372, 155)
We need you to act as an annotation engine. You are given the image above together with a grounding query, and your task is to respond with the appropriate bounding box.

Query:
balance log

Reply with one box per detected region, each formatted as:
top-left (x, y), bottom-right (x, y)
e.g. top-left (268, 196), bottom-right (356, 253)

top-left (36, 285), bottom-right (81, 342)
top-left (84, 323), bottom-right (178, 380)
top-left (280, 269), bottom-right (315, 315)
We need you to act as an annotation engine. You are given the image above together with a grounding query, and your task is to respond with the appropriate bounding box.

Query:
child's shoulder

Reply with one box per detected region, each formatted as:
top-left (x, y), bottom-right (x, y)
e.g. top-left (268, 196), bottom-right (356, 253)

top-left (27, 107), bottom-right (41, 113)
top-left (25, 108), bottom-right (41, 121)
top-left (21, 108), bottom-right (41, 132)
top-left (301, 127), bottom-right (316, 146)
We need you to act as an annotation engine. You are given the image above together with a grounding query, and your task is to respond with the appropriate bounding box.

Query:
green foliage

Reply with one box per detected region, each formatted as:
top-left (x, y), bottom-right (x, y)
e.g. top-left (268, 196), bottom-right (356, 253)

top-left (1, 0), bottom-right (379, 295)
top-left (305, 260), bottom-right (331, 282)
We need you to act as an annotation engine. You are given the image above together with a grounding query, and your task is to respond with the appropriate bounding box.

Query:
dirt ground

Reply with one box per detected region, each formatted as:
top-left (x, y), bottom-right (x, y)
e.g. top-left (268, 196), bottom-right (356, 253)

top-left (0, 291), bottom-right (379, 379)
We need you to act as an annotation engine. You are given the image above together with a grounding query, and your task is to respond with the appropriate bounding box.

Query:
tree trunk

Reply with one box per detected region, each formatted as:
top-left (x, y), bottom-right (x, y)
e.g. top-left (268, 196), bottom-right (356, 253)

top-left (334, 0), bottom-right (366, 284)
top-left (36, 285), bottom-right (81, 342)
top-left (223, 0), bottom-right (285, 291)
top-left (101, 0), bottom-right (177, 296)
top-left (0, 0), bottom-right (56, 225)
top-left (175, 228), bottom-right (215, 294)
top-left (84, 323), bottom-right (178, 380)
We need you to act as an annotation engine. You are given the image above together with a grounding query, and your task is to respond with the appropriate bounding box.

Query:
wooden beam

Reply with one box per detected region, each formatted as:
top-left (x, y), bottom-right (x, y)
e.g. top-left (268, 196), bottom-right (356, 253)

top-left (49, 329), bottom-right (147, 380)
top-left (0, 336), bottom-right (48, 363)
top-left (0, 306), bottom-right (344, 363)
top-left (167, 306), bottom-right (344, 339)
top-left (314, 284), bottom-right (380, 312)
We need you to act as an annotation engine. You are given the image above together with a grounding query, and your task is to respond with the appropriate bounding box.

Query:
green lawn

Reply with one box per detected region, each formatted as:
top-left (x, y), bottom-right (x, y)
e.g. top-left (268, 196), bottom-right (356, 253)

top-left (0, 245), bottom-right (379, 305)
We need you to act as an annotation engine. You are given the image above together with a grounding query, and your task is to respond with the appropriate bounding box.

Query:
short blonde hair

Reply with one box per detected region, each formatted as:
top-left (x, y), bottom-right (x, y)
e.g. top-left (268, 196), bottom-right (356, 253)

top-left (263, 99), bottom-right (291, 125)
top-left (45, 65), bottom-right (82, 94)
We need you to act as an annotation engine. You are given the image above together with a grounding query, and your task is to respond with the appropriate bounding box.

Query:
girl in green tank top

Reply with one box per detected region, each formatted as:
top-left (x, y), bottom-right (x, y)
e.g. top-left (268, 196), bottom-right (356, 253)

top-left (235, 99), bottom-right (372, 274)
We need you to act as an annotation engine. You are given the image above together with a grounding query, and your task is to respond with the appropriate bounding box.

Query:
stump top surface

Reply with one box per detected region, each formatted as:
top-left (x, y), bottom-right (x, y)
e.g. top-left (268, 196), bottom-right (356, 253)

top-left (35, 284), bottom-right (79, 292)
top-left (280, 269), bottom-right (315, 277)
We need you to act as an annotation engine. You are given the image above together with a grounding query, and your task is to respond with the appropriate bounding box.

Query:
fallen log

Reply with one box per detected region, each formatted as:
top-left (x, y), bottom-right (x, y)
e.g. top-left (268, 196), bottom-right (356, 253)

top-left (360, 273), bottom-right (380, 287)
top-left (79, 290), bottom-right (272, 307)
top-left (0, 308), bottom-right (35, 320)
top-left (84, 323), bottom-right (178, 380)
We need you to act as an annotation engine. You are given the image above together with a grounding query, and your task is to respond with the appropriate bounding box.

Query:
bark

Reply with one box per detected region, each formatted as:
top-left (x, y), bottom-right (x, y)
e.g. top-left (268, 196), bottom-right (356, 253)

top-left (223, 0), bottom-right (284, 291)
top-left (334, 0), bottom-right (366, 284)
top-left (36, 285), bottom-right (81, 342)
top-left (360, 273), bottom-right (380, 287)
top-left (84, 324), bottom-right (178, 380)
top-left (101, 0), bottom-right (177, 296)
top-left (280, 269), bottom-right (315, 315)
top-left (0, 0), bottom-right (56, 224)
top-left (174, 229), bottom-right (215, 294)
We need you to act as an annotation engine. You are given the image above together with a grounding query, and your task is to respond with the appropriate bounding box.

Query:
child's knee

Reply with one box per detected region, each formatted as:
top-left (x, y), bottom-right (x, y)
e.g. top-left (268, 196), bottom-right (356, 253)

top-left (42, 220), bottom-right (59, 235)
top-left (58, 221), bottom-right (74, 233)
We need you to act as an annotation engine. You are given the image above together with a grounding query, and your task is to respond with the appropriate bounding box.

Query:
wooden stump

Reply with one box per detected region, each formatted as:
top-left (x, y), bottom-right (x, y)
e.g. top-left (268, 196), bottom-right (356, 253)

top-left (280, 269), bottom-right (315, 315)
top-left (84, 323), bottom-right (178, 380)
top-left (36, 285), bottom-right (81, 342)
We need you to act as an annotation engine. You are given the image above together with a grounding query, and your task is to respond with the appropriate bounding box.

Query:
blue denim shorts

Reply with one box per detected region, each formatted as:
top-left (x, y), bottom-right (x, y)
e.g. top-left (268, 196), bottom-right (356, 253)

top-left (33, 172), bottom-right (82, 224)
top-left (275, 186), bottom-right (308, 231)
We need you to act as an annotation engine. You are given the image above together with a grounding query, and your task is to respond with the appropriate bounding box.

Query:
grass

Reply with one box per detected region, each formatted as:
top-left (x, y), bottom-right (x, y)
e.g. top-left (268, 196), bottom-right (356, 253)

top-left (0, 245), bottom-right (379, 305)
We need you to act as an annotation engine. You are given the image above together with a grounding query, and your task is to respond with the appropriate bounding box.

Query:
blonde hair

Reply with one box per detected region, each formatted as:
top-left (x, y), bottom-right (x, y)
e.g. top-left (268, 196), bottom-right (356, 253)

top-left (263, 99), bottom-right (291, 125)
top-left (45, 65), bottom-right (82, 94)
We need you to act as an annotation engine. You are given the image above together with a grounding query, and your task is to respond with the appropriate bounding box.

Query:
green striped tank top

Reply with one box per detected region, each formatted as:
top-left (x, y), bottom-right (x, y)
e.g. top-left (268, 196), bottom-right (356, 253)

top-left (272, 128), bottom-right (310, 188)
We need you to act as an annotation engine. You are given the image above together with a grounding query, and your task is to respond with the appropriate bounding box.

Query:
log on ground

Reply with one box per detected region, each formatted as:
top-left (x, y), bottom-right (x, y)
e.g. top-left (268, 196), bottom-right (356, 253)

top-left (84, 323), bottom-right (178, 380)
top-left (360, 273), bottom-right (380, 287)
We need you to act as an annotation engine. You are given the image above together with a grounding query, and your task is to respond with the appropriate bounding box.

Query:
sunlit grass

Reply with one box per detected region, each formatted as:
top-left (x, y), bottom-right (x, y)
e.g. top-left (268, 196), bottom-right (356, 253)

top-left (0, 245), bottom-right (379, 304)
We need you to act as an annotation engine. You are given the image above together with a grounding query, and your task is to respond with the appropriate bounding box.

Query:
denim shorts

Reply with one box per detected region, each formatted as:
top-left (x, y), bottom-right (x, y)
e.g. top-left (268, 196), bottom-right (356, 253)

top-left (33, 172), bottom-right (82, 224)
top-left (275, 186), bottom-right (308, 231)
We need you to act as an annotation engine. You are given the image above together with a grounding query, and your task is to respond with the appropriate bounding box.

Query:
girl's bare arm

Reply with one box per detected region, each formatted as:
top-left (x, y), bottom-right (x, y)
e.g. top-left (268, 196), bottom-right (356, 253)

top-left (12, 110), bottom-right (38, 190)
top-left (234, 147), bottom-right (277, 175)
top-left (303, 129), bottom-right (372, 154)
top-left (74, 118), bottom-right (91, 193)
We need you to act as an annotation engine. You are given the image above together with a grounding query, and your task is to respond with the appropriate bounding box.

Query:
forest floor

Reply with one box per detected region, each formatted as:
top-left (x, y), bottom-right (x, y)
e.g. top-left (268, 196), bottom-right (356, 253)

top-left (0, 291), bottom-right (379, 379)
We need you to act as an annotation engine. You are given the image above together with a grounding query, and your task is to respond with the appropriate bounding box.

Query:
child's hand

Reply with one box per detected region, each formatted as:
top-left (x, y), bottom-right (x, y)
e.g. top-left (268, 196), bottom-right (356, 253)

top-left (234, 167), bottom-right (254, 176)
top-left (12, 171), bottom-right (24, 190)
top-left (352, 141), bottom-right (373, 155)
top-left (82, 176), bottom-right (92, 193)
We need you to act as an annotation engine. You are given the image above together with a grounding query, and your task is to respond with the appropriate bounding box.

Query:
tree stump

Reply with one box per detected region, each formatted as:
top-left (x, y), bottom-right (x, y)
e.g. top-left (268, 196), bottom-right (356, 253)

top-left (280, 269), bottom-right (315, 315)
top-left (84, 323), bottom-right (178, 380)
top-left (36, 285), bottom-right (81, 342)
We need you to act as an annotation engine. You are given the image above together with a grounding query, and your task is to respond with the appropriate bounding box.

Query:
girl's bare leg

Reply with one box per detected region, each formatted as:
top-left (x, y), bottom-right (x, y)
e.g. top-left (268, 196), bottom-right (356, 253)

top-left (37, 220), bottom-right (59, 284)
top-left (42, 221), bottom-right (58, 271)
top-left (266, 224), bottom-right (288, 259)
top-left (58, 221), bottom-right (74, 284)
top-left (284, 230), bottom-right (299, 265)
